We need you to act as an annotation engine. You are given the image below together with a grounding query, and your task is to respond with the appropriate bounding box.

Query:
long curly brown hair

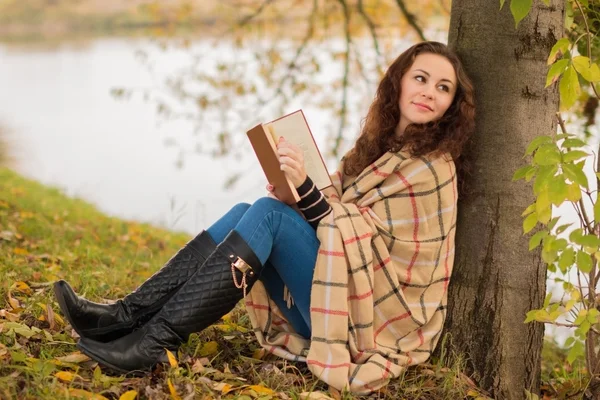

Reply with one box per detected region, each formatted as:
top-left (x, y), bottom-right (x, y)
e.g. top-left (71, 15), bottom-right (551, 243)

top-left (343, 41), bottom-right (475, 190)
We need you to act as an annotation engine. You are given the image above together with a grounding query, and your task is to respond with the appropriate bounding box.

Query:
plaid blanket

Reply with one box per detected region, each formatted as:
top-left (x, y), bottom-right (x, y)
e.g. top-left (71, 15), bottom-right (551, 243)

top-left (245, 150), bottom-right (458, 394)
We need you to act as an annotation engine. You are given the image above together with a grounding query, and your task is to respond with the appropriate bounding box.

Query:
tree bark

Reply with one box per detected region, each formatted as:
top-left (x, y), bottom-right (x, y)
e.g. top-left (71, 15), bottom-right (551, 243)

top-left (442, 1), bottom-right (564, 399)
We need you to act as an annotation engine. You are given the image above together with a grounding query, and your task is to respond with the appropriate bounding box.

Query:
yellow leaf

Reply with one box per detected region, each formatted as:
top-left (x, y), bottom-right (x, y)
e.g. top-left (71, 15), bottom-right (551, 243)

top-left (68, 388), bottom-right (108, 400)
top-left (198, 341), bottom-right (218, 356)
top-left (165, 349), bottom-right (178, 368)
top-left (252, 348), bottom-right (266, 360)
top-left (12, 281), bottom-right (32, 295)
top-left (119, 390), bottom-right (138, 400)
top-left (13, 248), bottom-right (28, 255)
top-left (221, 383), bottom-right (233, 394)
top-left (55, 370), bottom-right (77, 382)
top-left (167, 378), bottom-right (182, 400)
top-left (248, 385), bottom-right (275, 395)
top-left (55, 352), bottom-right (91, 364)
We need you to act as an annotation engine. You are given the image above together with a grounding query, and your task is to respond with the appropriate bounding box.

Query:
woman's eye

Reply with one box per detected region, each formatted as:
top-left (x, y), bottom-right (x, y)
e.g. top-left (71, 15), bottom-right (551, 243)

top-left (415, 75), bottom-right (425, 82)
top-left (438, 85), bottom-right (449, 92)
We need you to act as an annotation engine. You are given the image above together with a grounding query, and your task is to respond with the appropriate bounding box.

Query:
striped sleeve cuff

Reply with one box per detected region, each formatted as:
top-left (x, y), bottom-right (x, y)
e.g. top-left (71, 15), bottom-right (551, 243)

top-left (296, 176), bottom-right (332, 229)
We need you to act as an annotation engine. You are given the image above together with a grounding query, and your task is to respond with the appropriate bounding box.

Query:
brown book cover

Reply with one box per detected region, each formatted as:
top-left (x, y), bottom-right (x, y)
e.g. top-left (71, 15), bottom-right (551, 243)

top-left (247, 110), bottom-right (332, 205)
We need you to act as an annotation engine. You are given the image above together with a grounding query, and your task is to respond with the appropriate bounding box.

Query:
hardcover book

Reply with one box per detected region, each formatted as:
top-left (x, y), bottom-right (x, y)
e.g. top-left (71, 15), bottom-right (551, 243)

top-left (247, 110), bottom-right (332, 205)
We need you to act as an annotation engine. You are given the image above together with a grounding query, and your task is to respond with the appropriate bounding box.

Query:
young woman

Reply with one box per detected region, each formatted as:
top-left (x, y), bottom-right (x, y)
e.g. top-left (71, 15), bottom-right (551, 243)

top-left (54, 41), bottom-right (475, 394)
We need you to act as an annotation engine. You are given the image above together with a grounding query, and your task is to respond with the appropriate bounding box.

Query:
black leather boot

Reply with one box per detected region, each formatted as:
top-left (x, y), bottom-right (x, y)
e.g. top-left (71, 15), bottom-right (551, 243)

top-left (53, 230), bottom-right (217, 342)
top-left (77, 230), bottom-right (262, 373)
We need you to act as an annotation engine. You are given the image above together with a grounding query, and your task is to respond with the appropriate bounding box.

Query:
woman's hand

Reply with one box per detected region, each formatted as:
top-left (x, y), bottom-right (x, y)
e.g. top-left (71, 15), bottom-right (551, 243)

top-left (277, 137), bottom-right (307, 188)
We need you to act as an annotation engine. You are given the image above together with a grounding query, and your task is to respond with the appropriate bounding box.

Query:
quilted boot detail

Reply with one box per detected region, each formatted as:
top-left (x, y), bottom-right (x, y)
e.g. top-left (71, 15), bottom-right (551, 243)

top-left (76, 230), bottom-right (262, 373)
top-left (54, 230), bottom-right (217, 342)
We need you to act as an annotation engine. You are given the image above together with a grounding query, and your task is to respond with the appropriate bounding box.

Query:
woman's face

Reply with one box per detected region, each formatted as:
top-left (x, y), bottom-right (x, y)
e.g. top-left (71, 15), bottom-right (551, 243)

top-left (397, 53), bottom-right (457, 135)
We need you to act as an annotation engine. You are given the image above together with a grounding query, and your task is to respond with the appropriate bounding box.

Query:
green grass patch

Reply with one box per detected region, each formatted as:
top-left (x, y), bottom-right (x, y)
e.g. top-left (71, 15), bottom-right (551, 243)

top-left (0, 167), bottom-right (493, 399)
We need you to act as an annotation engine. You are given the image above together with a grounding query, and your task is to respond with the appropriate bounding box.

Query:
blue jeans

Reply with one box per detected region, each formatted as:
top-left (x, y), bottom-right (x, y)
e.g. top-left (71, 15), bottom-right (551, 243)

top-left (206, 197), bottom-right (319, 339)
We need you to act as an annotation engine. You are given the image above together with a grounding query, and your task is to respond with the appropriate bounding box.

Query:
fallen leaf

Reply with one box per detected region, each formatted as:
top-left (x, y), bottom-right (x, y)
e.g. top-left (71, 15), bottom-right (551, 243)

top-left (68, 388), bottom-right (108, 400)
top-left (55, 370), bottom-right (77, 382)
top-left (7, 292), bottom-right (20, 310)
top-left (166, 349), bottom-right (178, 368)
top-left (46, 303), bottom-right (55, 330)
top-left (248, 385), bottom-right (275, 395)
top-left (12, 281), bottom-right (32, 295)
top-left (328, 386), bottom-right (341, 400)
top-left (299, 392), bottom-right (335, 400)
top-left (119, 390), bottom-right (138, 400)
top-left (191, 359), bottom-right (205, 374)
top-left (197, 341), bottom-right (218, 357)
top-left (252, 348), bottom-right (266, 360)
top-left (13, 248), bottom-right (28, 255)
top-left (55, 352), bottom-right (91, 364)
top-left (167, 378), bottom-right (182, 400)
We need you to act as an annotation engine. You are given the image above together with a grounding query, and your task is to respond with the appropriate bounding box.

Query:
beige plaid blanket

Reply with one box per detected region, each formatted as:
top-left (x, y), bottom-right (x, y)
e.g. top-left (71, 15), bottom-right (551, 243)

top-left (245, 150), bottom-right (458, 394)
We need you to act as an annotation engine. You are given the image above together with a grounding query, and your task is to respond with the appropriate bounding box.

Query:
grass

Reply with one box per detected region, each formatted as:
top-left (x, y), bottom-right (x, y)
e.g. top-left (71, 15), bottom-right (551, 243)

top-left (2, 167), bottom-right (568, 399)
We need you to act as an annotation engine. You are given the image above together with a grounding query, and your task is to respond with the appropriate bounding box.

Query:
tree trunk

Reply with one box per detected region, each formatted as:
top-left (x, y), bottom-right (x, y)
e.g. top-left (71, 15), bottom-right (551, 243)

top-left (442, 1), bottom-right (564, 399)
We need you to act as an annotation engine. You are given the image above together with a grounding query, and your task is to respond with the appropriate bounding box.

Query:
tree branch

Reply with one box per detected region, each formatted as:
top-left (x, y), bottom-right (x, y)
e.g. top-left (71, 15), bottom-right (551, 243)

top-left (394, 0), bottom-right (427, 41)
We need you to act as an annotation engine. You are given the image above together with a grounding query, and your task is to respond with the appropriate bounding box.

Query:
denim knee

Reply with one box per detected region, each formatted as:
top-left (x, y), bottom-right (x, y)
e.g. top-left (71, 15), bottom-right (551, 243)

top-left (230, 202), bottom-right (252, 217)
top-left (251, 197), bottom-right (289, 214)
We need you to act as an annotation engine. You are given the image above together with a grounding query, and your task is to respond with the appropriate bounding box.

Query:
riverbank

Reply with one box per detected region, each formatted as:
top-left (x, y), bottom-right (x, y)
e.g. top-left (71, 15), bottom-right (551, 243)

top-left (0, 167), bottom-right (492, 399)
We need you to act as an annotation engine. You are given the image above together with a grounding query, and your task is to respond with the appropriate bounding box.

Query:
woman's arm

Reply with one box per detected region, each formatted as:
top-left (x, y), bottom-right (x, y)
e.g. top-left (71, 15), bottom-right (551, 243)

top-left (295, 176), bottom-right (332, 229)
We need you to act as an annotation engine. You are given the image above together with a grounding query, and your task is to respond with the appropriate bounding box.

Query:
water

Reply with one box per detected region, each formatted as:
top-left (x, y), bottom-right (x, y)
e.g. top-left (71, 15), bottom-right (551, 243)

top-left (0, 38), bottom-right (374, 232)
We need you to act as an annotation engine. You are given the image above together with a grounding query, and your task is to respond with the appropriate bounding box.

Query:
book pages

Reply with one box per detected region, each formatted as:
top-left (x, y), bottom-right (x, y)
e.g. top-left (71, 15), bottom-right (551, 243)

top-left (266, 111), bottom-right (332, 190)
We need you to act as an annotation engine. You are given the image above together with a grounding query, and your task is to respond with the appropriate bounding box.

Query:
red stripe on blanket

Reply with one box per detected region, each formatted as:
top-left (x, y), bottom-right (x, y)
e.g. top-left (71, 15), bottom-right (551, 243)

top-left (343, 232), bottom-right (372, 245)
top-left (348, 289), bottom-right (373, 301)
top-left (374, 257), bottom-right (391, 271)
top-left (245, 301), bottom-right (269, 311)
top-left (374, 312), bottom-right (411, 338)
top-left (318, 249), bottom-right (346, 257)
top-left (371, 163), bottom-right (390, 177)
top-left (418, 328), bottom-right (425, 346)
top-left (310, 307), bottom-right (349, 316)
top-left (307, 359), bottom-right (351, 369)
top-left (396, 171), bottom-right (420, 287)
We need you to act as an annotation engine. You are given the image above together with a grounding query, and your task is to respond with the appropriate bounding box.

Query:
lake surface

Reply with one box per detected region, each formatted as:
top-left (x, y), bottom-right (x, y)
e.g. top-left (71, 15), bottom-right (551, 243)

top-left (0, 38), bottom-right (378, 233)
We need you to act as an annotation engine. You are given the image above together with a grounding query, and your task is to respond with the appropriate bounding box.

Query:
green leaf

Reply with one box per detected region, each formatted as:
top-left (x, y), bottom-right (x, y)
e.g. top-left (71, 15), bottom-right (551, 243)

top-left (550, 238), bottom-right (568, 252)
top-left (567, 340), bottom-right (585, 365)
top-left (559, 65), bottom-right (581, 111)
top-left (547, 217), bottom-right (561, 231)
top-left (546, 59), bottom-right (569, 87)
top-left (510, 0), bottom-right (533, 27)
top-left (526, 136), bottom-right (553, 155)
top-left (595, 201), bottom-right (600, 223)
top-left (563, 163), bottom-right (588, 189)
top-left (534, 143), bottom-right (562, 166)
top-left (562, 150), bottom-right (589, 163)
top-left (572, 56), bottom-right (600, 82)
top-left (566, 182), bottom-right (582, 202)
top-left (535, 190), bottom-right (551, 219)
top-left (547, 38), bottom-right (570, 64)
top-left (542, 249), bottom-right (558, 263)
top-left (547, 177), bottom-right (568, 206)
top-left (534, 165), bottom-right (558, 194)
top-left (570, 229), bottom-right (584, 242)
top-left (575, 234), bottom-right (600, 249)
top-left (529, 231), bottom-right (548, 250)
top-left (523, 212), bottom-right (538, 234)
top-left (554, 223), bottom-right (572, 235)
top-left (559, 248), bottom-right (575, 272)
top-left (522, 203), bottom-right (536, 217)
top-left (577, 251), bottom-right (593, 273)
top-left (513, 165), bottom-right (535, 181)
top-left (524, 309), bottom-right (538, 323)
top-left (562, 138), bottom-right (587, 148)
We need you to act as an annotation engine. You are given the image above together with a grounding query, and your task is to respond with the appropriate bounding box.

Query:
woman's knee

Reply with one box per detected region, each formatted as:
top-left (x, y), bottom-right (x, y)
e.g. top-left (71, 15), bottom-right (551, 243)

top-left (251, 197), bottom-right (288, 213)
top-left (230, 202), bottom-right (252, 217)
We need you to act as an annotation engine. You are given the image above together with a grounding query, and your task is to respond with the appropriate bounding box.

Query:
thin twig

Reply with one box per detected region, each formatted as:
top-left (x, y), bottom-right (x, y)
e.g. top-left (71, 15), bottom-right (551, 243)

top-left (357, 0), bottom-right (383, 77)
top-left (333, 0), bottom-right (352, 156)
top-left (394, 0), bottom-right (426, 41)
